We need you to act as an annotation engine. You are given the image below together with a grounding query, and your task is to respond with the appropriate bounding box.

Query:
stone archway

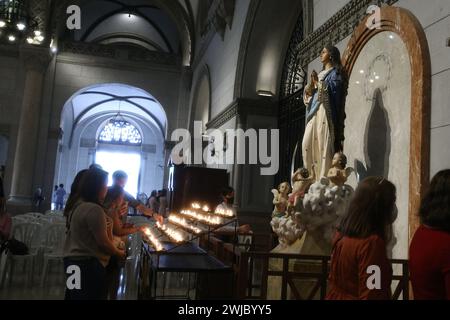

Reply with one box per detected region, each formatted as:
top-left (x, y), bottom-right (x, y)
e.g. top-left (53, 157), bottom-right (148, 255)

top-left (55, 83), bottom-right (168, 203)
top-left (342, 6), bottom-right (431, 243)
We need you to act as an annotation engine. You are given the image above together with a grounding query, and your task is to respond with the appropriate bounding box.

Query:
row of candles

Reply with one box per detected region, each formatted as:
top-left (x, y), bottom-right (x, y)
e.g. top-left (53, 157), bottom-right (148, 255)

top-left (191, 202), bottom-right (235, 218)
top-left (156, 222), bottom-right (185, 243)
top-left (168, 214), bottom-right (203, 235)
top-left (143, 227), bottom-right (164, 251)
top-left (179, 209), bottom-right (223, 226)
top-left (143, 221), bottom-right (187, 252)
top-left (142, 202), bottom-right (236, 251)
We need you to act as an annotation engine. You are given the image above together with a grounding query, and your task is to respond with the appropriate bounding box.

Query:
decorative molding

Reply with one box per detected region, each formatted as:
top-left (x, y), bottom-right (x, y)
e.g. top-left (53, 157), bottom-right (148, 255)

top-left (297, 0), bottom-right (399, 67)
top-left (206, 101), bottom-right (238, 129)
top-left (60, 41), bottom-right (115, 59)
top-left (342, 6), bottom-right (431, 244)
top-left (201, 0), bottom-right (236, 40)
top-left (128, 48), bottom-right (181, 66)
top-left (193, 0), bottom-right (236, 69)
top-left (206, 98), bottom-right (278, 129)
top-left (59, 41), bottom-right (181, 66)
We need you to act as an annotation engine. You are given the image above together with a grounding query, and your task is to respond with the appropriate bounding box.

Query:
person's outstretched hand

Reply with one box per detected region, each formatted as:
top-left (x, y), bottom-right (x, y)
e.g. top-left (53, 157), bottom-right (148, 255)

top-left (154, 214), bottom-right (164, 225)
top-left (140, 205), bottom-right (164, 225)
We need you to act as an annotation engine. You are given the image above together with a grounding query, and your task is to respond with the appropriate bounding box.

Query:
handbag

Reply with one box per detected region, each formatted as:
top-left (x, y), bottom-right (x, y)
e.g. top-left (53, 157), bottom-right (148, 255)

top-left (0, 238), bottom-right (29, 255)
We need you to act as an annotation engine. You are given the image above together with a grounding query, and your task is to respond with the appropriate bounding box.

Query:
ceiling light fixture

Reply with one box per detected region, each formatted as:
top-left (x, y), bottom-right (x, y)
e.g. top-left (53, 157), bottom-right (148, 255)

top-left (0, 0), bottom-right (42, 45)
top-left (257, 90), bottom-right (275, 97)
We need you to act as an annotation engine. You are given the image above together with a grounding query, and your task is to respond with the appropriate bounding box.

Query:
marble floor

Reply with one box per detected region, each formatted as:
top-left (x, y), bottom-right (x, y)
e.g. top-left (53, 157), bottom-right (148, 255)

top-left (0, 256), bottom-right (138, 300)
top-left (0, 256), bottom-right (198, 300)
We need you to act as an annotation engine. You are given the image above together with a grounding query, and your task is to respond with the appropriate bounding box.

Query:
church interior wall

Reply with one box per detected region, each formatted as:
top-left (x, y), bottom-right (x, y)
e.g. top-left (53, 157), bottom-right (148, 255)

top-left (239, 0), bottom-right (303, 101)
top-left (191, 0), bottom-right (250, 120)
top-left (391, 0), bottom-right (450, 177)
top-left (313, 0), bottom-right (352, 31)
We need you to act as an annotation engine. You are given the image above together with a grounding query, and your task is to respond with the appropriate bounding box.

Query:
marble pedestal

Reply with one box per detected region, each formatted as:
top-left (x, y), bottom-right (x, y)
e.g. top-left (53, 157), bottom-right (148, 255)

top-left (266, 236), bottom-right (305, 300)
top-left (291, 228), bottom-right (332, 300)
top-left (266, 228), bottom-right (332, 300)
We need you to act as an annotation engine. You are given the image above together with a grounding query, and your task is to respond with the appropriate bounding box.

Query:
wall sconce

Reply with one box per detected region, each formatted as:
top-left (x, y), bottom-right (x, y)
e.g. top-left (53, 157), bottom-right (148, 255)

top-left (257, 90), bottom-right (274, 97)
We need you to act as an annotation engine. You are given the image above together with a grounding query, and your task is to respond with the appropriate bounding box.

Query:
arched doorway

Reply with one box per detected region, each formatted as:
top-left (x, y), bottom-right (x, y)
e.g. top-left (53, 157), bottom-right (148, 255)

top-left (55, 83), bottom-right (168, 200)
top-left (95, 118), bottom-right (144, 197)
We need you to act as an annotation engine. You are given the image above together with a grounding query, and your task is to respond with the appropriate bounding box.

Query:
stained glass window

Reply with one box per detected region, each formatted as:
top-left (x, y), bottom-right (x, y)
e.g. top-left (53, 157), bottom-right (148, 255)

top-left (98, 120), bottom-right (142, 145)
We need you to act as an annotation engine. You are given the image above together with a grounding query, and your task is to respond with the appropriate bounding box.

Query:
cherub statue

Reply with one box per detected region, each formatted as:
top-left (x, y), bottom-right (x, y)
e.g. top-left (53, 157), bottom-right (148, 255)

top-left (327, 152), bottom-right (354, 187)
top-left (288, 166), bottom-right (315, 210)
top-left (271, 182), bottom-right (291, 218)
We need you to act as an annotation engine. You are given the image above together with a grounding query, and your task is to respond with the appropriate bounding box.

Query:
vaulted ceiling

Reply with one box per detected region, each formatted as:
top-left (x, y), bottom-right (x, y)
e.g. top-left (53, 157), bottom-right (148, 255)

top-left (70, 1), bottom-right (182, 54)
top-left (27, 0), bottom-right (199, 65)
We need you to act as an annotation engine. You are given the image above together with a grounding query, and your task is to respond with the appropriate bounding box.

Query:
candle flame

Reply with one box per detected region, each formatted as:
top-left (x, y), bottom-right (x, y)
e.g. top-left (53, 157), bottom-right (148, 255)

top-left (156, 222), bottom-right (185, 243)
top-left (143, 228), bottom-right (163, 251)
top-left (180, 210), bottom-right (223, 225)
top-left (169, 215), bottom-right (202, 234)
top-left (214, 208), bottom-right (235, 218)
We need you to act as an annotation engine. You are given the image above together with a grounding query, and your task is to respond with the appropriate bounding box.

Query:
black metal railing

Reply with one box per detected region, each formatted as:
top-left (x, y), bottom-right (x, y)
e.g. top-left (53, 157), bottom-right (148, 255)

top-left (237, 251), bottom-right (409, 300)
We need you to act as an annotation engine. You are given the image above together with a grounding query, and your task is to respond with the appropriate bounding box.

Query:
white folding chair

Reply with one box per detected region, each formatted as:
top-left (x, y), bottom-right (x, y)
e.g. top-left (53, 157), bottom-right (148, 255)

top-left (1, 222), bottom-right (42, 288)
top-left (40, 224), bottom-right (66, 287)
top-left (24, 212), bottom-right (45, 221)
top-left (11, 215), bottom-right (27, 226)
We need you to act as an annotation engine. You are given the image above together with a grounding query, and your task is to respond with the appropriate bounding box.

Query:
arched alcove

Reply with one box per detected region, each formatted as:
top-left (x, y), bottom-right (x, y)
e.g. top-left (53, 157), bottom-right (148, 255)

top-left (234, 0), bottom-right (304, 100)
top-left (342, 6), bottom-right (431, 247)
top-left (56, 83), bottom-right (168, 198)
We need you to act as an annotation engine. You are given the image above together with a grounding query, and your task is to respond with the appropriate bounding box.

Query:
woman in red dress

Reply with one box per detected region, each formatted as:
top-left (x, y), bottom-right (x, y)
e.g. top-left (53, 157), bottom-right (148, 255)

top-left (326, 177), bottom-right (397, 300)
top-left (410, 170), bottom-right (450, 300)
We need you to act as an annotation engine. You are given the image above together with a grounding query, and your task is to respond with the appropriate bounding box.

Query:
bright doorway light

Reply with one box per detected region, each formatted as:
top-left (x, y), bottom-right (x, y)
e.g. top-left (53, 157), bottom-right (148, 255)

top-left (95, 150), bottom-right (141, 197)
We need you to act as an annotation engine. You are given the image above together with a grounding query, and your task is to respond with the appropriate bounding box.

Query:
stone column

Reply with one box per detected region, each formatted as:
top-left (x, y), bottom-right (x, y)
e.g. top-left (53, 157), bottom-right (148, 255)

top-left (8, 46), bottom-right (51, 213)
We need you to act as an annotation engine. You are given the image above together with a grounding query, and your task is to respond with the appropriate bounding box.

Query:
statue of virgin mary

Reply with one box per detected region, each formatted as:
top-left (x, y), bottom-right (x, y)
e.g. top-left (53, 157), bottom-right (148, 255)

top-left (302, 46), bottom-right (347, 180)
